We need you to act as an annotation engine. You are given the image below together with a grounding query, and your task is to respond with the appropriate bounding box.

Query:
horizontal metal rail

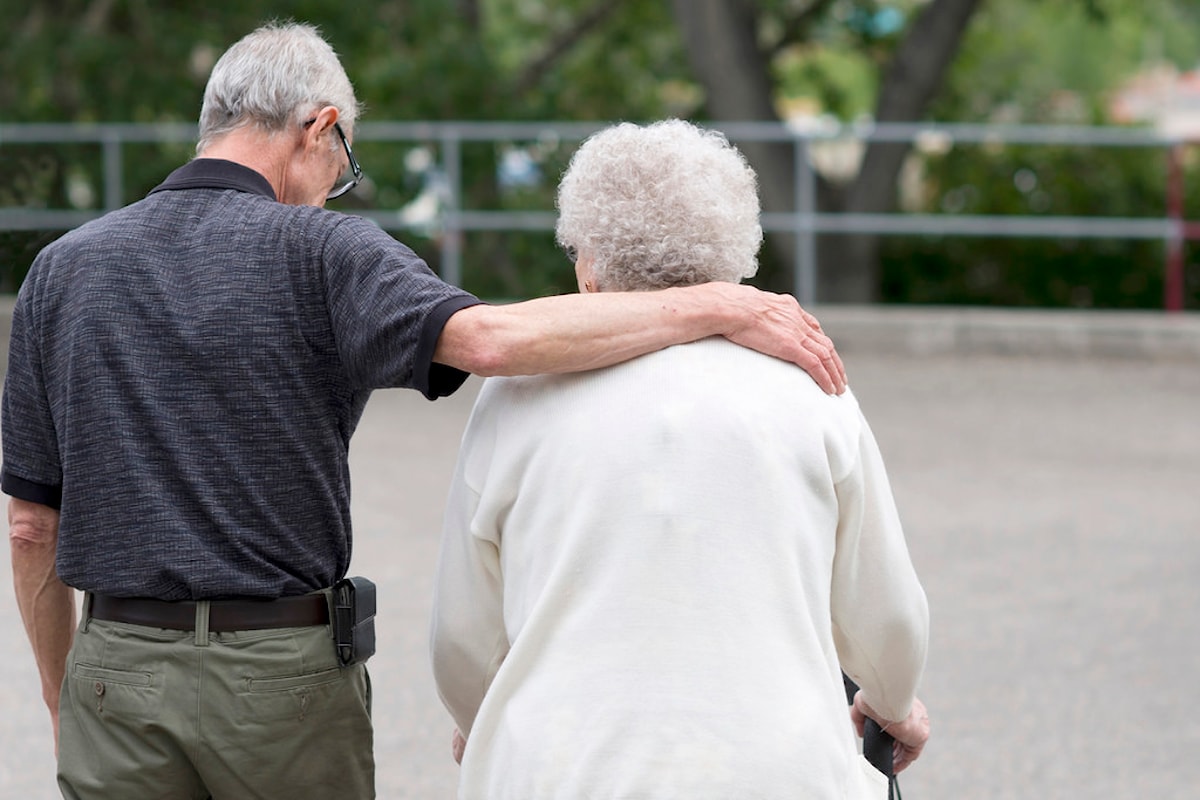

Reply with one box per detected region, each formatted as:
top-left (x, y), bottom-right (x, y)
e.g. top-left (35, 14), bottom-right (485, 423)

top-left (4, 120), bottom-right (1183, 146)
top-left (4, 208), bottom-right (1177, 241)
top-left (1, 121), bottom-right (1194, 309)
top-left (762, 212), bottom-right (1179, 239)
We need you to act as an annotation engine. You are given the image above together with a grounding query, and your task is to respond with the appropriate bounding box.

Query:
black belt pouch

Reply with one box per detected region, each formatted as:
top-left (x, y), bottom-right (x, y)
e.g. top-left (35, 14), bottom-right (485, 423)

top-left (332, 577), bottom-right (377, 666)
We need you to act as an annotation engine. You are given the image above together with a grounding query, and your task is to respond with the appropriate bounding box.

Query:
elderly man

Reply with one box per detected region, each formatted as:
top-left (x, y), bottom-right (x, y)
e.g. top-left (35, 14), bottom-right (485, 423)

top-left (4, 22), bottom-right (843, 800)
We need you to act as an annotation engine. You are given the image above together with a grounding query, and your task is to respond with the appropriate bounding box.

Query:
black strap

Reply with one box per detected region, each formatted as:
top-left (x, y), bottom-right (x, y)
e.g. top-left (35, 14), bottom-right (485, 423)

top-left (843, 674), bottom-right (902, 800)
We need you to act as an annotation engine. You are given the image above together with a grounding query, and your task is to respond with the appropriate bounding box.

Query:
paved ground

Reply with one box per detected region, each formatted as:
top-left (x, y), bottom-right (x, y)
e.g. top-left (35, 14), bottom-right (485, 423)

top-left (1, 307), bottom-right (1198, 798)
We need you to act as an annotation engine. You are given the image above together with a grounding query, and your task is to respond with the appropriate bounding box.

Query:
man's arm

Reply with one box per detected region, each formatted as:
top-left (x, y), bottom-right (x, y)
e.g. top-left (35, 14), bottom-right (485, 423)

top-left (433, 282), bottom-right (847, 393)
top-left (9, 497), bottom-right (75, 751)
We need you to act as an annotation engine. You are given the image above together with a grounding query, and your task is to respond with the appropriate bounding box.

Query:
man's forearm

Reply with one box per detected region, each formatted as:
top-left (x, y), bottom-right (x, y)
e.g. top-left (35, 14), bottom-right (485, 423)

top-left (9, 499), bottom-right (75, 723)
top-left (434, 282), bottom-right (846, 393)
top-left (436, 286), bottom-right (725, 376)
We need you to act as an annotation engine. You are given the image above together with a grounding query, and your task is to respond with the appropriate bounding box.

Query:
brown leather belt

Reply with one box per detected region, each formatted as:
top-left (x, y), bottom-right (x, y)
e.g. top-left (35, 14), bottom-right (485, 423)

top-left (89, 593), bottom-right (329, 632)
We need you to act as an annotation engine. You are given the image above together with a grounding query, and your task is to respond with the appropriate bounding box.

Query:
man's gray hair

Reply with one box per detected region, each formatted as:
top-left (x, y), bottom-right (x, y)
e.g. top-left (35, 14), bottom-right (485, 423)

top-left (197, 21), bottom-right (361, 154)
top-left (555, 119), bottom-right (762, 292)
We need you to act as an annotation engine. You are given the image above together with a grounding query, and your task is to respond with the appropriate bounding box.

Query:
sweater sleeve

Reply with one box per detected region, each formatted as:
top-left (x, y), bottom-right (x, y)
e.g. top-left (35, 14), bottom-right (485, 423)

top-left (830, 412), bottom-right (929, 723)
top-left (429, 383), bottom-right (511, 739)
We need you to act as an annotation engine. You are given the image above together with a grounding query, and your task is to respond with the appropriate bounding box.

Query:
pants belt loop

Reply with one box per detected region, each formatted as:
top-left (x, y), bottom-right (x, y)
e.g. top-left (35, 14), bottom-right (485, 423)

top-left (81, 592), bottom-right (94, 633)
top-left (194, 600), bottom-right (211, 647)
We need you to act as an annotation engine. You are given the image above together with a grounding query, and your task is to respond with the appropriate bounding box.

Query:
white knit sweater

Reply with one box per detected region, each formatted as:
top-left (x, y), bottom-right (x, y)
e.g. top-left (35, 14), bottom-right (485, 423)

top-left (431, 338), bottom-right (928, 799)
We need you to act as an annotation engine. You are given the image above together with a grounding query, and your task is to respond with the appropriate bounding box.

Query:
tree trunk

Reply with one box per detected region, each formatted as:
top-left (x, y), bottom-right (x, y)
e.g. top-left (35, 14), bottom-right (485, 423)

top-left (822, 0), bottom-right (985, 302)
top-left (849, 0), bottom-right (985, 215)
top-left (674, 0), bottom-right (984, 302)
top-left (671, 0), bottom-right (801, 291)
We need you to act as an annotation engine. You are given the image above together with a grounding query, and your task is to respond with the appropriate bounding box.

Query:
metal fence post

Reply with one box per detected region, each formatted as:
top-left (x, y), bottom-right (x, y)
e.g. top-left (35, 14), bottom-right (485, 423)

top-left (794, 136), bottom-right (817, 307)
top-left (1165, 144), bottom-right (1186, 313)
top-left (440, 129), bottom-right (462, 287)
top-left (102, 129), bottom-right (123, 211)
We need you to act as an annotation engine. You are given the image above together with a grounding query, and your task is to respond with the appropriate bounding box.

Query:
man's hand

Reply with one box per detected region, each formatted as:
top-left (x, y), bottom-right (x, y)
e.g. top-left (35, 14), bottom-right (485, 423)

top-left (852, 692), bottom-right (930, 774)
top-left (716, 283), bottom-right (846, 394)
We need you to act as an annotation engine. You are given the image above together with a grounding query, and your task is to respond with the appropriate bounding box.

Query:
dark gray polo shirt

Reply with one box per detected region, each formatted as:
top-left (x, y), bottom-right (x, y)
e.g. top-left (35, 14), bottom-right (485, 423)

top-left (1, 159), bottom-right (481, 600)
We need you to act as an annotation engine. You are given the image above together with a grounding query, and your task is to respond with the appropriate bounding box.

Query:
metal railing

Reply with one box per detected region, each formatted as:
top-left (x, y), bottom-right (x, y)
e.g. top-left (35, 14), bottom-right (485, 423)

top-left (0, 120), bottom-right (1192, 309)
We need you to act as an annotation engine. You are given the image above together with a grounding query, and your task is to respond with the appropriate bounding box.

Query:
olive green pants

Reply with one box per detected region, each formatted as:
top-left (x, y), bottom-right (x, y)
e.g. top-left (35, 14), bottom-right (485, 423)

top-left (56, 599), bottom-right (374, 800)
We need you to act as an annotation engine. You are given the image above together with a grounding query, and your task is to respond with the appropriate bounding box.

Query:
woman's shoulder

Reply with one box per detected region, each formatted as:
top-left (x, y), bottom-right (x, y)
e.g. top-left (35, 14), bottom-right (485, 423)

top-left (682, 338), bottom-right (859, 397)
top-left (474, 338), bottom-right (863, 418)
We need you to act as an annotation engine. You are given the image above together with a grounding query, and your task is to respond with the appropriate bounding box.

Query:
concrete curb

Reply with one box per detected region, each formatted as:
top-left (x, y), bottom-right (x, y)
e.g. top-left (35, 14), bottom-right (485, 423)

top-left (812, 305), bottom-right (1200, 361)
top-left (1, 296), bottom-right (1198, 366)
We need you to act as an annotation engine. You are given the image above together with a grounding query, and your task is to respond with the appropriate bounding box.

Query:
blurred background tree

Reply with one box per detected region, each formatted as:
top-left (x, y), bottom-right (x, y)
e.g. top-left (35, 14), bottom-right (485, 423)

top-left (2, 0), bottom-right (1199, 307)
top-left (880, 0), bottom-right (1200, 307)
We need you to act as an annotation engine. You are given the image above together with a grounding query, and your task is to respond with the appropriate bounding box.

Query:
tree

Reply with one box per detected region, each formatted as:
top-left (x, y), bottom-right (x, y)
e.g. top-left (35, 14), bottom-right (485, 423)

top-left (884, 0), bottom-right (1200, 310)
top-left (0, 0), bottom-right (684, 295)
top-left (671, 0), bottom-right (984, 301)
top-left (3, 1), bottom-right (1198, 307)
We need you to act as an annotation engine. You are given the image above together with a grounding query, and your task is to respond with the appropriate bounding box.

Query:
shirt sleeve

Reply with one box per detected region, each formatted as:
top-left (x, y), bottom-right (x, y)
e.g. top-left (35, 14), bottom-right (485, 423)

top-left (415, 294), bottom-right (486, 400)
top-left (320, 216), bottom-right (482, 398)
top-left (2, 273), bottom-right (64, 508)
top-left (830, 412), bottom-right (929, 723)
top-left (429, 379), bottom-right (511, 737)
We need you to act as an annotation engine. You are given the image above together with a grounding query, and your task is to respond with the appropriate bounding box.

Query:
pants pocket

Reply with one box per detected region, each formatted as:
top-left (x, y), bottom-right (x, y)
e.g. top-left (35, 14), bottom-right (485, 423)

top-left (241, 666), bottom-right (346, 722)
top-left (71, 662), bottom-right (160, 721)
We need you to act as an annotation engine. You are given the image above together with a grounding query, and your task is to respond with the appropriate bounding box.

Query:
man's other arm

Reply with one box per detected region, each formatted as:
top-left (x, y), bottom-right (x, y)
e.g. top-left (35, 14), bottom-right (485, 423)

top-left (9, 497), bottom-right (75, 751)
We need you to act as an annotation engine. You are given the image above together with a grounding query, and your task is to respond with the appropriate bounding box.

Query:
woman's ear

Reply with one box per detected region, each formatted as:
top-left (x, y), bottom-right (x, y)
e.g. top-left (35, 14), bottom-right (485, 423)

top-left (575, 255), bottom-right (597, 293)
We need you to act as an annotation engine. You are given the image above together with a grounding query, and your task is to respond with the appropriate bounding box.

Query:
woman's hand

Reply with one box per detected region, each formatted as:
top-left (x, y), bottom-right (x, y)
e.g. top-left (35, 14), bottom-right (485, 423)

top-left (851, 692), bottom-right (930, 774)
top-left (451, 728), bottom-right (467, 764)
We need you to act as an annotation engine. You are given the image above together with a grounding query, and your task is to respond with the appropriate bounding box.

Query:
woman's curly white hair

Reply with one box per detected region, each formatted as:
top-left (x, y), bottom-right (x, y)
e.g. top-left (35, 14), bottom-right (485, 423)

top-left (555, 119), bottom-right (761, 292)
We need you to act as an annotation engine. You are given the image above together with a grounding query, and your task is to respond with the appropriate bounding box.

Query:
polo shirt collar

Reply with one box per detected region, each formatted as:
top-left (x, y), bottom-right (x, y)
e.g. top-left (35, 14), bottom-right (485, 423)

top-left (149, 158), bottom-right (277, 201)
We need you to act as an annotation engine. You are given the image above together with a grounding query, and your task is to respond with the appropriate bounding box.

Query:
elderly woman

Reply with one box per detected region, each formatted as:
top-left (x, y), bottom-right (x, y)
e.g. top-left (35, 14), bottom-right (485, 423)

top-left (430, 119), bottom-right (930, 799)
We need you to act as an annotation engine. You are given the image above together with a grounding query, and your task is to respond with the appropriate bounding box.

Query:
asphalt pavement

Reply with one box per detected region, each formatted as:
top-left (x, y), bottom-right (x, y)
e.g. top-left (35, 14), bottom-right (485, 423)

top-left (1, 305), bottom-right (1198, 799)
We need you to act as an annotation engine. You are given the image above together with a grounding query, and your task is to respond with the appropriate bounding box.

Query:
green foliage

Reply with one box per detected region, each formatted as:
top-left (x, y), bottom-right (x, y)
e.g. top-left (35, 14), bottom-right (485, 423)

top-left (0, 0), bottom-right (691, 296)
top-left (932, 0), bottom-right (1200, 123)
top-left (879, 0), bottom-right (1200, 309)
top-left (881, 143), bottom-right (1200, 308)
top-left (773, 46), bottom-right (878, 121)
top-left (4, 0), bottom-right (1200, 306)
top-left (767, 0), bottom-right (930, 122)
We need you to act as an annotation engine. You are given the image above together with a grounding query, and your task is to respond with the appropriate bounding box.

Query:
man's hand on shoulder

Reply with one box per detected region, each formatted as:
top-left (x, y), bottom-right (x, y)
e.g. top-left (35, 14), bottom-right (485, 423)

top-left (704, 283), bottom-right (847, 394)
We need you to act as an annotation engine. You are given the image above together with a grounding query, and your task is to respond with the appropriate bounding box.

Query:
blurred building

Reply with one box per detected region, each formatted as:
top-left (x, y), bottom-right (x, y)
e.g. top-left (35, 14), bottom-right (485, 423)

top-left (1110, 64), bottom-right (1200, 138)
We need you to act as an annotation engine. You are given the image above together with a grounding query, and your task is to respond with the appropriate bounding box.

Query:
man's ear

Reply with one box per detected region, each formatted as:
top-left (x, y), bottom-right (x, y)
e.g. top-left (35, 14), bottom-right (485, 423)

top-left (302, 105), bottom-right (341, 150)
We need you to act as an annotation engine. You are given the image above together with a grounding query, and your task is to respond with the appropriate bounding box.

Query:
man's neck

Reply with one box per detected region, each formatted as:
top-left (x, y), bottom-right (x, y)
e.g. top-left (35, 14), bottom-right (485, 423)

top-left (199, 130), bottom-right (289, 200)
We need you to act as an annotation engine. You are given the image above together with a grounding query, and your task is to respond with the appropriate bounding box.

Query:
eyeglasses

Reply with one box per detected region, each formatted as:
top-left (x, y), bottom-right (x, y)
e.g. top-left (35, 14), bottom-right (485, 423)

top-left (303, 118), bottom-right (364, 200)
top-left (327, 122), bottom-right (363, 200)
